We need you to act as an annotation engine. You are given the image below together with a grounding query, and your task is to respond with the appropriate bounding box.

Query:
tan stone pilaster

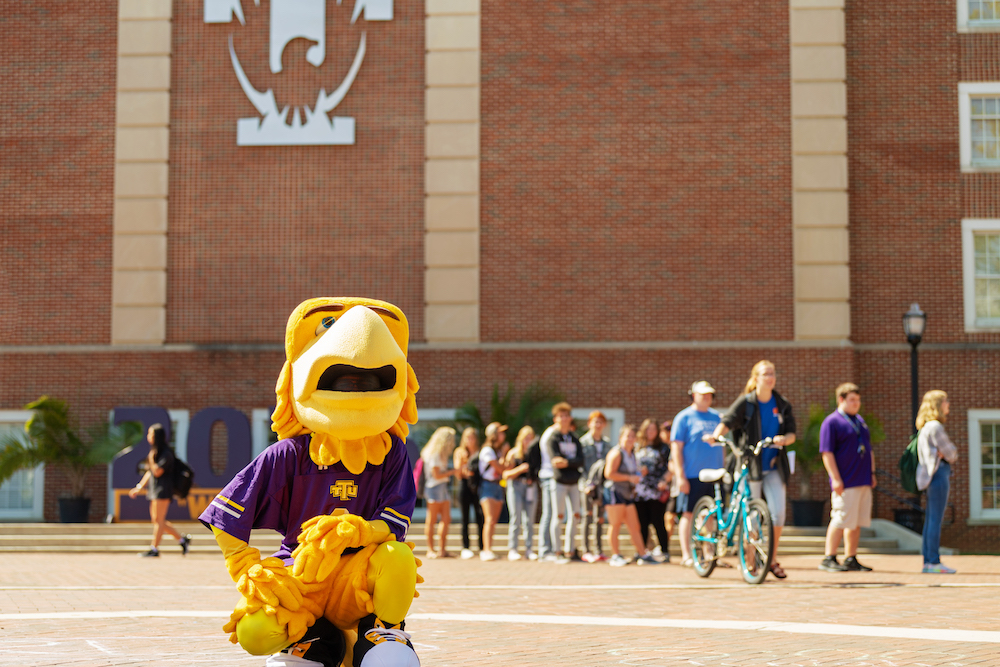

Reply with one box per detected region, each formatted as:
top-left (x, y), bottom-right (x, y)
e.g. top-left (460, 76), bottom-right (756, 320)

top-left (424, 0), bottom-right (480, 342)
top-left (791, 0), bottom-right (851, 340)
top-left (112, 0), bottom-right (171, 344)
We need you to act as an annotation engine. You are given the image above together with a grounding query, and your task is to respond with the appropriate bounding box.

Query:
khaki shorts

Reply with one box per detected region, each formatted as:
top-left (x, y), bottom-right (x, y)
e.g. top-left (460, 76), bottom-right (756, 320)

top-left (829, 485), bottom-right (872, 530)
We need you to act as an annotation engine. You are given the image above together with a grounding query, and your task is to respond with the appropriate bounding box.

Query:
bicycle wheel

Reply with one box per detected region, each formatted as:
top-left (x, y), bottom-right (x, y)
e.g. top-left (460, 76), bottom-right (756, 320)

top-left (738, 497), bottom-right (774, 585)
top-left (690, 495), bottom-right (718, 578)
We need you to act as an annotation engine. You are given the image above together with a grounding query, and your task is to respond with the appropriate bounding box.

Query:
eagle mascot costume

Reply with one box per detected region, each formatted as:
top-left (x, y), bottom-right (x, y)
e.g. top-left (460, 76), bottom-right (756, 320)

top-left (200, 298), bottom-right (423, 667)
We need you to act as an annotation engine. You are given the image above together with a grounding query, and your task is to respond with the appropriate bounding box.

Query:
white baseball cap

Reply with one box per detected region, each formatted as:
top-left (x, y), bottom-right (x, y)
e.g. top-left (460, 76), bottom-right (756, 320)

top-left (689, 380), bottom-right (716, 395)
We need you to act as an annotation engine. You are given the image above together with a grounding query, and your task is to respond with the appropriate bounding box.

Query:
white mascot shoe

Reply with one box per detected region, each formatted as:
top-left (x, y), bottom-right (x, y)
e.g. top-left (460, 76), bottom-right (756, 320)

top-left (354, 614), bottom-right (420, 667)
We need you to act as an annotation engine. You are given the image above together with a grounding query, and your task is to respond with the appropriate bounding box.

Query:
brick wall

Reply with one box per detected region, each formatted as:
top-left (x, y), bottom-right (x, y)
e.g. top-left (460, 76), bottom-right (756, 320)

top-left (480, 0), bottom-right (794, 342)
top-left (0, 3), bottom-right (118, 346)
top-left (167, 0), bottom-right (425, 344)
top-left (847, 1), bottom-right (1000, 345)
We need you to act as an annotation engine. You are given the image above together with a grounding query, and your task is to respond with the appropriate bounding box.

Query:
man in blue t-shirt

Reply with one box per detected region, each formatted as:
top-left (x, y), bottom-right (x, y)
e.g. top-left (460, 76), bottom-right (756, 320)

top-left (819, 382), bottom-right (876, 573)
top-left (670, 380), bottom-right (723, 567)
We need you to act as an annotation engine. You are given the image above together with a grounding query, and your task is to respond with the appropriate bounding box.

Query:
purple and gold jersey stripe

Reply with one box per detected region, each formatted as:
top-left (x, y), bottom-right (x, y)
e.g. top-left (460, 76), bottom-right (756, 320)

top-left (210, 494), bottom-right (245, 519)
top-left (380, 506), bottom-right (410, 538)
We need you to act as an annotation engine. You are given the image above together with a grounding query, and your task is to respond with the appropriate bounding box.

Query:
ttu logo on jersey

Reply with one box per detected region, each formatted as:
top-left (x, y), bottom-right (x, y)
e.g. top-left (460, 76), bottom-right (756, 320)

top-left (330, 480), bottom-right (359, 500)
top-left (203, 0), bottom-right (392, 146)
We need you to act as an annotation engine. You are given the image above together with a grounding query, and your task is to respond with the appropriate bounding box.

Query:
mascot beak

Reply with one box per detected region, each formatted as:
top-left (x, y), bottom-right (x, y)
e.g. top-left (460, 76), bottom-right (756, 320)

top-left (290, 306), bottom-right (408, 440)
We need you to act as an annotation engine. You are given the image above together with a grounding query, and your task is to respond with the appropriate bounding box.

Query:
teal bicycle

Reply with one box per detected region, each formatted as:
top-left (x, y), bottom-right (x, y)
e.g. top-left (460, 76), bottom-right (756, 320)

top-left (690, 437), bottom-right (776, 585)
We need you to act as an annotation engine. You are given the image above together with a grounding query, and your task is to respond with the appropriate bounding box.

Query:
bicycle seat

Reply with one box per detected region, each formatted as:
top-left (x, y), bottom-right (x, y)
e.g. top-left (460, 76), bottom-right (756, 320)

top-left (698, 468), bottom-right (732, 485)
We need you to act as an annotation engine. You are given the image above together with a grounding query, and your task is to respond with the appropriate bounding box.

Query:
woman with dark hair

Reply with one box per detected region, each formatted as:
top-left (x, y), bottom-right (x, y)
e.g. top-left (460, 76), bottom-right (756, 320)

top-left (128, 424), bottom-right (191, 557)
top-left (634, 418), bottom-right (671, 562)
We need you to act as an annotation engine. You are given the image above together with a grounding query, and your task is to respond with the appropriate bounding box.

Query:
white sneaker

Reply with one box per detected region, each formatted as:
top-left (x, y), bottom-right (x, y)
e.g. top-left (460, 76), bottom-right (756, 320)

top-left (681, 557), bottom-right (694, 568)
top-left (460, 548), bottom-right (475, 560)
top-left (507, 550), bottom-right (522, 561)
top-left (527, 551), bottom-right (538, 561)
top-left (652, 545), bottom-right (663, 557)
top-left (266, 654), bottom-right (325, 667)
top-left (541, 553), bottom-right (559, 562)
top-left (609, 554), bottom-right (628, 567)
top-left (480, 550), bottom-right (497, 561)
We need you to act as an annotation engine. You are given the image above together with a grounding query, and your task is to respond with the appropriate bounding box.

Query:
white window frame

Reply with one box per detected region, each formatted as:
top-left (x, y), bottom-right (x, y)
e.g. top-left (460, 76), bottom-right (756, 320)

top-left (0, 410), bottom-right (45, 521)
top-left (962, 218), bottom-right (1000, 331)
top-left (959, 83), bottom-right (1000, 172)
top-left (968, 409), bottom-right (1000, 522)
top-left (958, 0), bottom-right (1000, 32)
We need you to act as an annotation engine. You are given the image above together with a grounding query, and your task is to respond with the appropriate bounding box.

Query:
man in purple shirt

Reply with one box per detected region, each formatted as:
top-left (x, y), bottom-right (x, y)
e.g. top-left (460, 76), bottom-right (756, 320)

top-left (819, 382), bottom-right (876, 573)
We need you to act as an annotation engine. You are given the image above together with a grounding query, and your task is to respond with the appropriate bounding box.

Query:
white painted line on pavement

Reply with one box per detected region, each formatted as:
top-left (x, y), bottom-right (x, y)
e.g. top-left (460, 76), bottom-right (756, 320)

top-left (0, 585), bottom-right (232, 590)
top-left (85, 640), bottom-right (117, 655)
top-left (5, 610), bottom-right (1000, 644)
top-left (406, 613), bottom-right (1000, 644)
top-left (4, 582), bottom-right (999, 592)
top-left (419, 582), bottom-right (1000, 590)
top-left (0, 611), bottom-right (230, 621)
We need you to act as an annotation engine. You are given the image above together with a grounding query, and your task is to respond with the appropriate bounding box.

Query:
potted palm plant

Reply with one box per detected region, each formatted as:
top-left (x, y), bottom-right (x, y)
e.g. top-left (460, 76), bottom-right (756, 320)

top-left (0, 396), bottom-right (142, 522)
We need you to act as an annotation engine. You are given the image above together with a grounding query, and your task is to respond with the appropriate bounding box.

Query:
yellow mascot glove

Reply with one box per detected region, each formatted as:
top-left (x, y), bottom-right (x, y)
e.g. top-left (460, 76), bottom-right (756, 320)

top-left (292, 511), bottom-right (392, 583)
top-left (213, 527), bottom-right (305, 613)
top-left (237, 557), bottom-right (305, 611)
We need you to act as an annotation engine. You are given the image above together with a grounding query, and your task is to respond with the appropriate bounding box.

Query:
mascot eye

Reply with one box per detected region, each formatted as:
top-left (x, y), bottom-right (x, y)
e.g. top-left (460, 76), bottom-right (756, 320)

top-left (315, 316), bottom-right (336, 336)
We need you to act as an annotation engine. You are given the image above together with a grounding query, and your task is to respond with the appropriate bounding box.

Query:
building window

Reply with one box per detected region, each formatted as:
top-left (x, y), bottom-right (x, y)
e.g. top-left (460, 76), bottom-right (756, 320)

top-left (959, 0), bottom-right (1000, 30)
top-left (962, 219), bottom-right (1000, 331)
top-left (971, 96), bottom-right (1000, 166)
top-left (968, 410), bottom-right (1000, 522)
top-left (0, 410), bottom-right (44, 520)
top-left (959, 84), bottom-right (1000, 170)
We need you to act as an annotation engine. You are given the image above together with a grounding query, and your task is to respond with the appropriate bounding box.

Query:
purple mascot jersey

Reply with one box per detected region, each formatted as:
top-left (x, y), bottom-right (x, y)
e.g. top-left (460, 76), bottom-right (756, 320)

top-left (199, 433), bottom-right (416, 564)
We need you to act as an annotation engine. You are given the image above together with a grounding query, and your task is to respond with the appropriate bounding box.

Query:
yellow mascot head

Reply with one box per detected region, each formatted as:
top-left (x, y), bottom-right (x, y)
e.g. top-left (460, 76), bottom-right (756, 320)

top-left (271, 297), bottom-right (419, 474)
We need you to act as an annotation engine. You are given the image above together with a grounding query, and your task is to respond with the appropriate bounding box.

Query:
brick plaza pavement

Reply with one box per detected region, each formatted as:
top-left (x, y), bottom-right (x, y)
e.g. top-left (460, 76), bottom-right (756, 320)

top-left (2, 549), bottom-right (999, 666)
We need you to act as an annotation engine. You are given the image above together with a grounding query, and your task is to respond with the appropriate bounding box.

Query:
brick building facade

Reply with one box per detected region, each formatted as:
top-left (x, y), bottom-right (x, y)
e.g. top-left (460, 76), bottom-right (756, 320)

top-left (2, 0), bottom-right (999, 552)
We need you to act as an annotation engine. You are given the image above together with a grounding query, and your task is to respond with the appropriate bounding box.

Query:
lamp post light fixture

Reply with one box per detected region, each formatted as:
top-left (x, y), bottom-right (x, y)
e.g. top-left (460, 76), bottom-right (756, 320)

top-left (902, 303), bottom-right (927, 433)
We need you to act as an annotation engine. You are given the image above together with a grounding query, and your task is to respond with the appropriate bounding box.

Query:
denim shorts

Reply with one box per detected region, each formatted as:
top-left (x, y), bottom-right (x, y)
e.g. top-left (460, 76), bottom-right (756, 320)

top-left (425, 482), bottom-right (450, 503)
top-left (602, 487), bottom-right (634, 506)
top-left (478, 479), bottom-right (505, 502)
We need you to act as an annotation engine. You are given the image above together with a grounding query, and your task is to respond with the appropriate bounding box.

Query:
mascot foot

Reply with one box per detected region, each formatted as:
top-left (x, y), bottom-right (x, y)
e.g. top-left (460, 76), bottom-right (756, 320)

top-left (265, 618), bottom-right (346, 667)
top-left (353, 613), bottom-right (420, 667)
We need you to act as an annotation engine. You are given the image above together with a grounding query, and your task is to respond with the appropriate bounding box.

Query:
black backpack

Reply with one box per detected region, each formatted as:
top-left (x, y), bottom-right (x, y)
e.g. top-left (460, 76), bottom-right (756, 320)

top-left (172, 457), bottom-right (195, 499)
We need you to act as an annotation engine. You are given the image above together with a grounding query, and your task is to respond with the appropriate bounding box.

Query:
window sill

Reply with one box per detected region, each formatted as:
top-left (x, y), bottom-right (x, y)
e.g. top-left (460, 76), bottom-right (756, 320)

top-left (958, 25), bottom-right (1000, 33)
top-left (962, 166), bottom-right (1000, 173)
top-left (966, 517), bottom-right (1000, 526)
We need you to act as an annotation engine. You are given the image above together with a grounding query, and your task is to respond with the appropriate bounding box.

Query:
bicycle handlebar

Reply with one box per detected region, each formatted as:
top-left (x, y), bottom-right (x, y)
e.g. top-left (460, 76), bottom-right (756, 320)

top-left (707, 436), bottom-right (779, 458)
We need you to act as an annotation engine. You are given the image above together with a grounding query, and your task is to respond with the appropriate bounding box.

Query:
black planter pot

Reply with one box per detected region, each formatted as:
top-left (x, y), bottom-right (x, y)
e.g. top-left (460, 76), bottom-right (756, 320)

top-left (894, 508), bottom-right (924, 534)
top-left (791, 499), bottom-right (826, 526)
top-left (58, 497), bottom-right (91, 523)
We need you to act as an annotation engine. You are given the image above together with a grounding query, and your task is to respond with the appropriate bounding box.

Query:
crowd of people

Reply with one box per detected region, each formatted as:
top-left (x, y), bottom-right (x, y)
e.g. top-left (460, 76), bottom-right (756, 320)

top-left (417, 360), bottom-right (960, 577)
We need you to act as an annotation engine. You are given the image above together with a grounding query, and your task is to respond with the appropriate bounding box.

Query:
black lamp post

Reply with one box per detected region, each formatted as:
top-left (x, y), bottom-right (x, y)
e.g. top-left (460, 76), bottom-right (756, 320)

top-left (902, 303), bottom-right (927, 433)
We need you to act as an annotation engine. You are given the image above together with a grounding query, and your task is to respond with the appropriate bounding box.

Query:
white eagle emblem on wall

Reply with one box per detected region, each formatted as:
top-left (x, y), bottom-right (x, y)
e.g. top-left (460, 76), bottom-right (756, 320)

top-left (204, 0), bottom-right (393, 146)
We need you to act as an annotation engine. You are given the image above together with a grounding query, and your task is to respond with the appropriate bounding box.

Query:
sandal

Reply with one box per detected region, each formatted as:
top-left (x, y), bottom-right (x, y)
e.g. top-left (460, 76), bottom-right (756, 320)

top-left (770, 562), bottom-right (787, 579)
